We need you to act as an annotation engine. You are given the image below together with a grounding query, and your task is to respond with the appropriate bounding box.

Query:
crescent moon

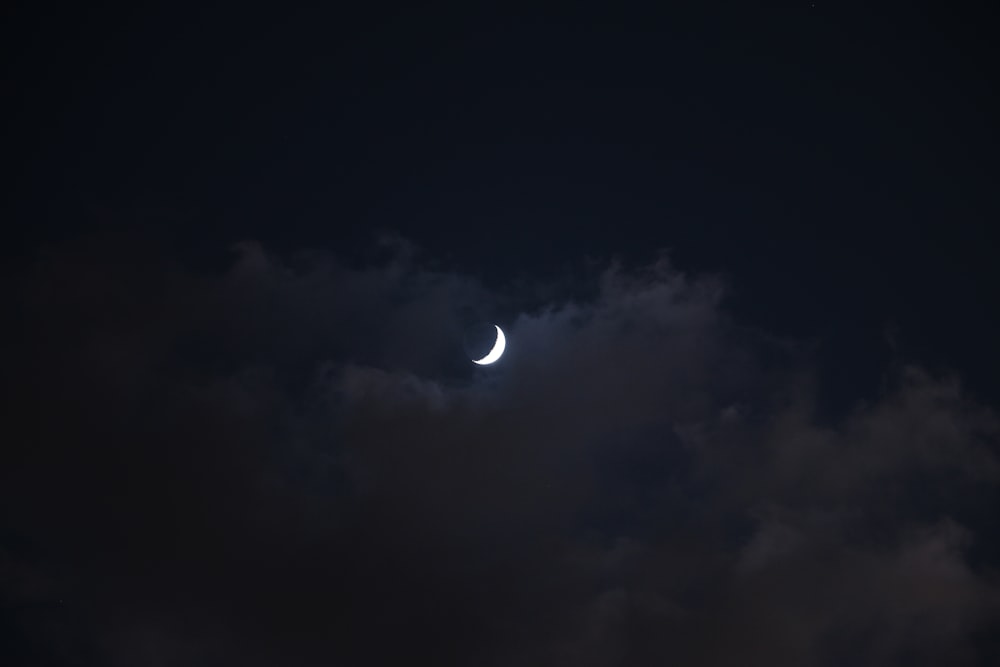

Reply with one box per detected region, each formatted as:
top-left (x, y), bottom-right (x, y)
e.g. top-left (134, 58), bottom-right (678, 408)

top-left (472, 325), bottom-right (506, 365)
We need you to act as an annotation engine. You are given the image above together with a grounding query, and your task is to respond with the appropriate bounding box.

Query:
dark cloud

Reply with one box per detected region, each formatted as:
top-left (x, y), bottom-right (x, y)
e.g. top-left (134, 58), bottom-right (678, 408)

top-left (3, 234), bottom-right (998, 666)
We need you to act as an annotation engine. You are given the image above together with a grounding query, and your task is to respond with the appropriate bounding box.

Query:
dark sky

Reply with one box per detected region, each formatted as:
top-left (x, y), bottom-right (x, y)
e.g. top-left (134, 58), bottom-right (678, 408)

top-left (4, 3), bottom-right (1000, 666)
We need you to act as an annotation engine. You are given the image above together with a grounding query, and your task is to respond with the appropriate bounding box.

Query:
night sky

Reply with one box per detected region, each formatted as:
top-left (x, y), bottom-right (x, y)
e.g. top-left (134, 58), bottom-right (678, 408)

top-left (4, 3), bottom-right (1000, 666)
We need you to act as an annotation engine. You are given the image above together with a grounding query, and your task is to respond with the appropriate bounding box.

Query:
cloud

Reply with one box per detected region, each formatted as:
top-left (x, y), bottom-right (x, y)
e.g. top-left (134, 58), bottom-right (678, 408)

top-left (3, 234), bottom-right (999, 666)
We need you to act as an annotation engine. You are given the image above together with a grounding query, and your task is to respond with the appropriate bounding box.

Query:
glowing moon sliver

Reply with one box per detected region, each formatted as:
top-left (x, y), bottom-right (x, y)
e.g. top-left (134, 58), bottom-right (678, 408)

top-left (472, 325), bottom-right (506, 365)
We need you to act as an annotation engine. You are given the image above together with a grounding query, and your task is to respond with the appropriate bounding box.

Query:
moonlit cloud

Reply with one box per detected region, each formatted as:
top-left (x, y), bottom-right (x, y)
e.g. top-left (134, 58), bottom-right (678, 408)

top-left (3, 234), bottom-right (998, 666)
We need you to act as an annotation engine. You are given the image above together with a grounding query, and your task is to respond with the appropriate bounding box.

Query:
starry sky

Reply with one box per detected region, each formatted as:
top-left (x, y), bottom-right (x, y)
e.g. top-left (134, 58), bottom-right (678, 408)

top-left (4, 3), bottom-right (1000, 666)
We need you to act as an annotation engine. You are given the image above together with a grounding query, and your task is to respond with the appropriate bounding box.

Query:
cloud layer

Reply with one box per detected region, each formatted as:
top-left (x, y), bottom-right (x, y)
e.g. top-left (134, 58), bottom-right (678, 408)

top-left (4, 235), bottom-right (999, 666)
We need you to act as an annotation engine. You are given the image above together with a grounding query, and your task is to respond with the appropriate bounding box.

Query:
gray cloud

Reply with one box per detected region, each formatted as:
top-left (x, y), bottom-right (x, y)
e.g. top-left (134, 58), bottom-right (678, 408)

top-left (3, 234), bottom-right (998, 666)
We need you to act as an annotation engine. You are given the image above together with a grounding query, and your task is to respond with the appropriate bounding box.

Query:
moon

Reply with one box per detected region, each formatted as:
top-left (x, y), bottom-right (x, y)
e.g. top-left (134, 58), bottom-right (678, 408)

top-left (471, 325), bottom-right (506, 365)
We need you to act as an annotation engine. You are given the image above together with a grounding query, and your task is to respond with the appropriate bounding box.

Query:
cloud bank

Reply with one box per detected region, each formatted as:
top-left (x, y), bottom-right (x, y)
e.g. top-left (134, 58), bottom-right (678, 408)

top-left (3, 235), bottom-right (999, 666)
